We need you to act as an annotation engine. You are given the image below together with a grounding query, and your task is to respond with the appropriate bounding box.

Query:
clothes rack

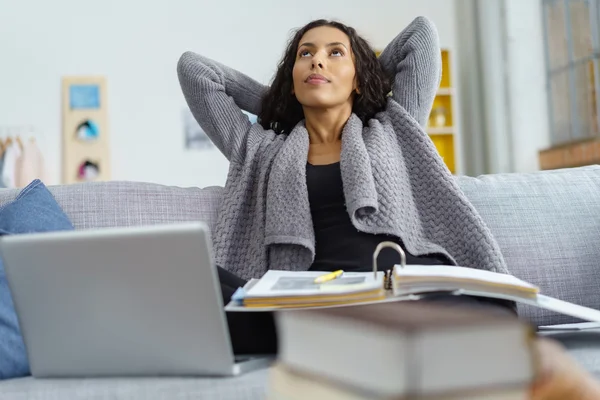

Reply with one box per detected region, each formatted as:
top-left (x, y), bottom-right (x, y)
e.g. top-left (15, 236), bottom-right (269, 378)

top-left (0, 131), bottom-right (46, 189)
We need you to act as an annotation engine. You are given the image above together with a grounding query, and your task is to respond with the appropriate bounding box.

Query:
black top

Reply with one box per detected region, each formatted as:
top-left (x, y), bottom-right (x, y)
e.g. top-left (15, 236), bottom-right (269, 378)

top-left (307, 162), bottom-right (449, 272)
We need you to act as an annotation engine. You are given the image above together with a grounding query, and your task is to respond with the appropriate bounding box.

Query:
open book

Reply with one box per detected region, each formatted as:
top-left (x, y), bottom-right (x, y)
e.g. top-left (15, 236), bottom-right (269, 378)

top-left (226, 242), bottom-right (600, 323)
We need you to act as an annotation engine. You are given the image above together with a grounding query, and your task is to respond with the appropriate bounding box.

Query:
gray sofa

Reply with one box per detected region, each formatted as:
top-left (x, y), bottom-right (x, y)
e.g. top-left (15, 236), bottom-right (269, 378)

top-left (1, 165), bottom-right (600, 399)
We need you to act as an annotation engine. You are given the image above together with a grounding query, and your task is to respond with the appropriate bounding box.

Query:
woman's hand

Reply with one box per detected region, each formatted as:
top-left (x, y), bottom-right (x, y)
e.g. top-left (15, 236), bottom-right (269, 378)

top-left (530, 337), bottom-right (600, 400)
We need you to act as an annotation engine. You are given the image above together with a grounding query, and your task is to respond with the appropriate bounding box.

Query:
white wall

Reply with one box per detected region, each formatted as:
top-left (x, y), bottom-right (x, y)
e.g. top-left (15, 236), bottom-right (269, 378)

top-left (0, 0), bottom-right (459, 188)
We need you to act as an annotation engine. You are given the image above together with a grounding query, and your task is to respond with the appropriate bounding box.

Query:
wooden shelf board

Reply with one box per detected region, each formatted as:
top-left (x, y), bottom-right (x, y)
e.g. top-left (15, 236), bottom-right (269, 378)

top-left (427, 127), bottom-right (455, 134)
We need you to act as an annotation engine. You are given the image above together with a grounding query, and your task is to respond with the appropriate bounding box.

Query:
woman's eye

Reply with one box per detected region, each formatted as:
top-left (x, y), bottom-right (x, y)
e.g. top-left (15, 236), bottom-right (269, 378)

top-left (300, 50), bottom-right (311, 57)
top-left (331, 49), bottom-right (343, 57)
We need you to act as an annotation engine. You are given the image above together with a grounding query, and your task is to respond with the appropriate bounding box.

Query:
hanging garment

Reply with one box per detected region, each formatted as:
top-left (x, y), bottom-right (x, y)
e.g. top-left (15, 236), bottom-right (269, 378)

top-left (0, 149), bottom-right (6, 189)
top-left (2, 142), bottom-right (22, 188)
top-left (15, 139), bottom-right (46, 187)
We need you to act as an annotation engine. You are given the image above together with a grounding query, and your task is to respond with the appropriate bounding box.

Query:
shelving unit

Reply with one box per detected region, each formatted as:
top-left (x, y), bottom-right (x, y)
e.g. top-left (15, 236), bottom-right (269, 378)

top-left (427, 49), bottom-right (457, 174)
top-left (376, 48), bottom-right (459, 174)
top-left (61, 76), bottom-right (111, 184)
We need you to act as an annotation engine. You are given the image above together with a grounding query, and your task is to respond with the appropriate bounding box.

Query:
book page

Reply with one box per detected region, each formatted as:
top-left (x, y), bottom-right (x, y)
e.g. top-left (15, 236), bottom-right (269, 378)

top-left (527, 295), bottom-right (600, 323)
top-left (224, 291), bottom-right (415, 312)
top-left (395, 264), bottom-right (538, 290)
top-left (443, 289), bottom-right (600, 324)
top-left (538, 322), bottom-right (600, 331)
top-left (245, 270), bottom-right (384, 298)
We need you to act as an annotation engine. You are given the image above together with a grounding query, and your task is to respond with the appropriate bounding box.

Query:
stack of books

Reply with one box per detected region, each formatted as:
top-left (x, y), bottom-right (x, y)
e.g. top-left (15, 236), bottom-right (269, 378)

top-left (266, 301), bottom-right (538, 400)
top-left (220, 242), bottom-right (600, 397)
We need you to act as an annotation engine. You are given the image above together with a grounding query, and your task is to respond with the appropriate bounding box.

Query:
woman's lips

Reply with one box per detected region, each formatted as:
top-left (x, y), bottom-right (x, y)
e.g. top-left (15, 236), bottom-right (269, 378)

top-left (306, 74), bottom-right (330, 84)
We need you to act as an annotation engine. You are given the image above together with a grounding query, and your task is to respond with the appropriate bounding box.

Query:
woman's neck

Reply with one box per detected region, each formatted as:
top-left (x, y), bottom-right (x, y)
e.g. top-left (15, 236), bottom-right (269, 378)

top-left (303, 105), bottom-right (352, 144)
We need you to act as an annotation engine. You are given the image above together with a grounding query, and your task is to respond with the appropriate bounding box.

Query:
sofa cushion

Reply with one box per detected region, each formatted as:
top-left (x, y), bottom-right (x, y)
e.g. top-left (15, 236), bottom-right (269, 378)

top-left (0, 369), bottom-right (269, 400)
top-left (457, 165), bottom-right (600, 327)
top-left (0, 179), bottom-right (74, 380)
top-left (0, 181), bottom-right (223, 237)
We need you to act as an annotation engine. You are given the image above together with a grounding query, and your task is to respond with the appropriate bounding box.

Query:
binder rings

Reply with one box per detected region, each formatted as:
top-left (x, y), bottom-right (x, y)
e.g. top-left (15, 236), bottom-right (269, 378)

top-left (226, 241), bottom-right (600, 324)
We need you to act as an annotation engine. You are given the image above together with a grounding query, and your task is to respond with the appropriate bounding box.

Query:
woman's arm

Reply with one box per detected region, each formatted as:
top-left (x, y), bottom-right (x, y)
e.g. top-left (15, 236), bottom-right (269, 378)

top-left (177, 51), bottom-right (268, 162)
top-left (531, 337), bottom-right (600, 400)
top-left (378, 16), bottom-right (442, 127)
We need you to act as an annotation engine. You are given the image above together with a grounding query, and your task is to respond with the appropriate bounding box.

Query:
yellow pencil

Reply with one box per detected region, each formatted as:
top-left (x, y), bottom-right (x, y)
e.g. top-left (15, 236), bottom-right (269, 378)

top-left (314, 270), bottom-right (344, 284)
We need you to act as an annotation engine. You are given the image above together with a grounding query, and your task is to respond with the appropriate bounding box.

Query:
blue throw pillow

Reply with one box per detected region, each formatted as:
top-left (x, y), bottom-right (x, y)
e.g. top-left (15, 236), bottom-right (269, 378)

top-left (0, 179), bottom-right (74, 380)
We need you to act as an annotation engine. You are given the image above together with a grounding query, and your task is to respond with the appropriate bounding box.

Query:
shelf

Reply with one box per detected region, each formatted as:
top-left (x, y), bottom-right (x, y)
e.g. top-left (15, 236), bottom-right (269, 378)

top-left (427, 48), bottom-right (457, 174)
top-left (437, 88), bottom-right (454, 96)
top-left (427, 127), bottom-right (455, 135)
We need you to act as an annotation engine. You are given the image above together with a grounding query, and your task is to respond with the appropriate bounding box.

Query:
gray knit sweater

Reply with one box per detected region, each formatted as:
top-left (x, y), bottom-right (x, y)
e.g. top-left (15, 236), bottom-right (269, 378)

top-left (177, 16), bottom-right (509, 281)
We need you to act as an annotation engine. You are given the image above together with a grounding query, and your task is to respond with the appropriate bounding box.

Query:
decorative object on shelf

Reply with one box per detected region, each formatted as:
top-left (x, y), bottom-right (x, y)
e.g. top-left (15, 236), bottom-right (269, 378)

top-left (69, 84), bottom-right (101, 110)
top-left (62, 76), bottom-right (110, 184)
top-left (76, 120), bottom-right (100, 142)
top-left (431, 106), bottom-right (447, 127)
top-left (77, 160), bottom-right (100, 181)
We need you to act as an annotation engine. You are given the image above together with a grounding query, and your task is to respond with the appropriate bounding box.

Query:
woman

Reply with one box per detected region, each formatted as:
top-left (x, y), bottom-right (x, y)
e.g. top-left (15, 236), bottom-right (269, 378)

top-left (178, 16), bottom-right (515, 354)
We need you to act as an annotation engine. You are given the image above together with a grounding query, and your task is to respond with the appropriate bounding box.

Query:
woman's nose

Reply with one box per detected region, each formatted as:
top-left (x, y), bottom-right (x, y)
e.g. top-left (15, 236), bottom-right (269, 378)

top-left (311, 54), bottom-right (324, 69)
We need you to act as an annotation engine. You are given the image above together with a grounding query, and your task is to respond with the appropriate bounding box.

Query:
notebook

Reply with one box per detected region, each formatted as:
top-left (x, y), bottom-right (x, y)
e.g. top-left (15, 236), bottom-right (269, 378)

top-left (226, 241), bottom-right (600, 323)
top-left (231, 270), bottom-right (387, 309)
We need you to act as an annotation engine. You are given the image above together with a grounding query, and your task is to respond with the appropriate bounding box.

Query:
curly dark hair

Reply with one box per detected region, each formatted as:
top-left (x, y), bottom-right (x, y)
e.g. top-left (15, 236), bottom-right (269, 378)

top-left (258, 19), bottom-right (391, 135)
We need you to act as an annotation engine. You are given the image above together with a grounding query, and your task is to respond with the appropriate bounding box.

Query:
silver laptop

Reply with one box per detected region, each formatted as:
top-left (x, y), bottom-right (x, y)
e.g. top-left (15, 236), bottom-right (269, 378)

top-left (0, 222), bottom-right (273, 378)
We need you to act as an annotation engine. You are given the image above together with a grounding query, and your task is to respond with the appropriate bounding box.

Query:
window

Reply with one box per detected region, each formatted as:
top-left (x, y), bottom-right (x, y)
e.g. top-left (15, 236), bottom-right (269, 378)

top-left (542, 0), bottom-right (600, 144)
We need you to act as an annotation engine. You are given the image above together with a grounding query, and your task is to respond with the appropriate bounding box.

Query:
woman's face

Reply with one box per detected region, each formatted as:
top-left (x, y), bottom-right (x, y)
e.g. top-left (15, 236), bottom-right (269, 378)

top-left (292, 26), bottom-right (357, 110)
